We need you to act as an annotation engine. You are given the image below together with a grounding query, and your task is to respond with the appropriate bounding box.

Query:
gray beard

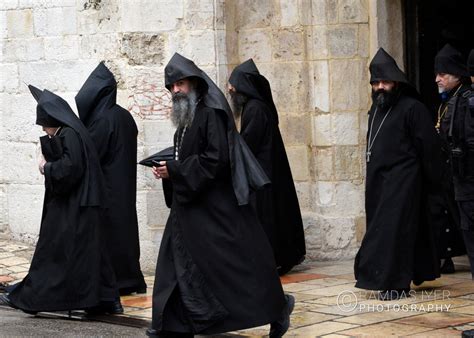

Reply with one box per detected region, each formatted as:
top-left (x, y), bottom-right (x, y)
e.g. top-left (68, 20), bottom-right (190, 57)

top-left (171, 90), bottom-right (197, 128)
top-left (230, 92), bottom-right (248, 119)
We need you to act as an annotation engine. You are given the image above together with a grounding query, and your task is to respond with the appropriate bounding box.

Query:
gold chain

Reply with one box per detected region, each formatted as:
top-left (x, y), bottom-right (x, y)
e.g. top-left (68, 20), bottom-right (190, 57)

top-left (436, 85), bottom-right (462, 131)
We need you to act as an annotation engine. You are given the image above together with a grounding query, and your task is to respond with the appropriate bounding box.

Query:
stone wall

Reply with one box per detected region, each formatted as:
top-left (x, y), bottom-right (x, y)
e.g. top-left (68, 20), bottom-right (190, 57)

top-left (0, 0), bottom-right (226, 271)
top-left (225, 0), bottom-right (370, 260)
top-left (0, 0), bottom-right (404, 269)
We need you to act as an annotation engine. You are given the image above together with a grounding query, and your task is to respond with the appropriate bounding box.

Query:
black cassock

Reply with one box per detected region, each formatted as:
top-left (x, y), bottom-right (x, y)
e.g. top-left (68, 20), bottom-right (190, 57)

top-left (355, 93), bottom-right (441, 290)
top-left (151, 53), bottom-right (285, 334)
top-left (9, 89), bottom-right (118, 312)
top-left (229, 59), bottom-right (306, 274)
top-left (76, 63), bottom-right (146, 293)
top-left (153, 102), bottom-right (285, 334)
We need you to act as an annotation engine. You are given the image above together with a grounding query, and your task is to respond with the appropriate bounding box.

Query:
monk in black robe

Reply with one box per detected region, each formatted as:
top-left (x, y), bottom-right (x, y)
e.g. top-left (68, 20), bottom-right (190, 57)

top-left (436, 45), bottom-right (474, 278)
top-left (1, 87), bottom-right (121, 314)
top-left (147, 53), bottom-right (293, 337)
top-left (227, 59), bottom-right (306, 275)
top-left (354, 48), bottom-right (441, 300)
top-left (76, 62), bottom-right (146, 295)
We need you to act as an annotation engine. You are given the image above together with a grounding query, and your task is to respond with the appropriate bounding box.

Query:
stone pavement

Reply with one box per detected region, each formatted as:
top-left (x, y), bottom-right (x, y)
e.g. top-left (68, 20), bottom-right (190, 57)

top-left (1, 235), bottom-right (474, 337)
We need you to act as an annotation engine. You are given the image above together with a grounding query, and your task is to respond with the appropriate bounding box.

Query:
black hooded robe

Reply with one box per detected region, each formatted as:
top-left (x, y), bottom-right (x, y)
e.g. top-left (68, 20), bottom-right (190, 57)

top-left (229, 59), bottom-right (306, 274)
top-left (76, 63), bottom-right (146, 294)
top-left (151, 53), bottom-right (285, 334)
top-left (8, 89), bottom-right (118, 312)
top-left (354, 49), bottom-right (441, 290)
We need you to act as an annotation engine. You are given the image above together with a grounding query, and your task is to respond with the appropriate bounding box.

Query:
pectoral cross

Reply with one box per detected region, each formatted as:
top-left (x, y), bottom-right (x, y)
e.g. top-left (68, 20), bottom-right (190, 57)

top-left (366, 151), bottom-right (371, 163)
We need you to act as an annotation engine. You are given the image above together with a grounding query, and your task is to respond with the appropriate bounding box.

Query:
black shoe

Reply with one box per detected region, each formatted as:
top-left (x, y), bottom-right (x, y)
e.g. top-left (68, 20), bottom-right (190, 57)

top-left (379, 288), bottom-right (410, 301)
top-left (440, 257), bottom-right (455, 274)
top-left (146, 328), bottom-right (159, 337)
top-left (269, 294), bottom-right (295, 338)
top-left (462, 329), bottom-right (474, 337)
top-left (86, 299), bottom-right (124, 315)
top-left (0, 294), bottom-right (37, 315)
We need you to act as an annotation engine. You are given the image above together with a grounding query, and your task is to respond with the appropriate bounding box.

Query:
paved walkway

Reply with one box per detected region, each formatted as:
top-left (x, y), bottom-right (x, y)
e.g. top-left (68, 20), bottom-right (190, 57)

top-left (1, 235), bottom-right (474, 336)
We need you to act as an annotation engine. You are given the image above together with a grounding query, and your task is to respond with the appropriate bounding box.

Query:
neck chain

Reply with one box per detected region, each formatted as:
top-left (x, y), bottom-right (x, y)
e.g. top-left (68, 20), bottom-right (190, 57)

top-left (175, 126), bottom-right (187, 160)
top-left (366, 105), bottom-right (393, 163)
top-left (435, 85), bottom-right (462, 131)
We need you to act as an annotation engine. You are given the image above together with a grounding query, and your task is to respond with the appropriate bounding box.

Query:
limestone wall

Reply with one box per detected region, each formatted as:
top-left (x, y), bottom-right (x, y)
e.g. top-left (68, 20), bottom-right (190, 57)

top-left (1, 0), bottom-right (400, 269)
top-left (0, 0), bottom-right (226, 271)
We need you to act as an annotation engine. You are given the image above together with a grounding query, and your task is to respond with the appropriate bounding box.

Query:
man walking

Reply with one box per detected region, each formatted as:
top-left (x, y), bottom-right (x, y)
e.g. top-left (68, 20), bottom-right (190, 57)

top-left (355, 48), bottom-right (441, 300)
top-left (227, 59), bottom-right (306, 275)
top-left (147, 53), bottom-right (293, 337)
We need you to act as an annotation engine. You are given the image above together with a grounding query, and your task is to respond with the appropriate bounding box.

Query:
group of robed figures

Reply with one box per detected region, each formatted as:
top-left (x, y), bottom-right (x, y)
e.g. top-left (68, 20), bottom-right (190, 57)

top-left (0, 53), bottom-right (307, 337)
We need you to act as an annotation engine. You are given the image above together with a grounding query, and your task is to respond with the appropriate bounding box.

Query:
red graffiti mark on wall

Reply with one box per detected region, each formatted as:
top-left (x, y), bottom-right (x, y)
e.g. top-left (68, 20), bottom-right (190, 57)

top-left (128, 82), bottom-right (172, 120)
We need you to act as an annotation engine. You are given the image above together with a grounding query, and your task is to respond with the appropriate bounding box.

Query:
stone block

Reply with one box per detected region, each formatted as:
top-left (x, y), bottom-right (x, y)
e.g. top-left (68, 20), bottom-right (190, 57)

top-left (313, 147), bottom-right (333, 180)
top-left (258, 62), bottom-right (310, 114)
top-left (330, 59), bottom-right (367, 112)
top-left (143, 120), bottom-right (175, 146)
top-left (33, 7), bottom-right (77, 36)
top-left (139, 237), bottom-right (161, 273)
top-left (358, 23), bottom-right (369, 57)
top-left (0, 186), bottom-right (7, 233)
top-left (312, 114), bottom-right (331, 146)
top-left (359, 110), bottom-right (369, 144)
top-left (1, 93), bottom-right (41, 143)
top-left (238, 29), bottom-right (272, 63)
top-left (18, 60), bottom-right (98, 93)
top-left (44, 35), bottom-right (79, 60)
top-left (286, 145), bottom-right (310, 181)
top-left (19, 0), bottom-right (76, 8)
top-left (327, 0), bottom-right (338, 24)
top-left (310, 26), bottom-right (328, 60)
top-left (0, 64), bottom-right (19, 93)
top-left (3, 141), bottom-right (43, 185)
top-left (120, 32), bottom-right (166, 66)
top-left (146, 189), bottom-right (170, 228)
top-left (311, 60), bottom-right (330, 112)
top-left (6, 9), bottom-right (33, 38)
top-left (7, 184), bottom-right (44, 236)
top-left (0, 11), bottom-right (7, 39)
top-left (280, 0), bottom-right (299, 27)
top-left (0, 0), bottom-right (18, 11)
top-left (120, 0), bottom-right (184, 32)
top-left (302, 212), bottom-right (323, 252)
top-left (327, 25), bottom-right (357, 58)
top-left (311, 0), bottom-right (327, 25)
top-left (355, 215), bottom-right (366, 243)
top-left (294, 181), bottom-right (312, 211)
top-left (273, 28), bottom-right (306, 61)
top-left (338, 0), bottom-right (368, 23)
top-left (184, 30), bottom-right (216, 66)
top-left (334, 145), bottom-right (361, 180)
top-left (236, 0), bottom-right (276, 29)
top-left (321, 216), bottom-right (355, 250)
top-left (279, 114), bottom-right (311, 145)
top-left (2, 38), bottom-right (44, 62)
top-left (334, 181), bottom-right (364, 215)
top-left (126, 73), bottom-right (172, 120)
top-left (77, 0), bottom-right (119, 34)
top-left (80, 33), bottom-right (119, 60)
top-left (332, 113), bottom-right (359, 145)
top-left (184, 9), bottom-right (214, 30)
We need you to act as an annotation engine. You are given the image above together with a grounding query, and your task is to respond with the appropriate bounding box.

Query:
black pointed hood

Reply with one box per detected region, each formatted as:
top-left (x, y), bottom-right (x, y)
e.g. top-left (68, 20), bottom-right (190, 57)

top-left (369, 48), bottom-right (408, 84)
top-left (434, 44), bottom-right (469, 78)
top-left (75, 62), bottom-right (117, 126)
top-left (229, 59), bottom-right (279, 124)
top-left (29, 85), bottom-right (61, 127)
top-left (32, 89), bottom-right (104, 207)
top-left (164, 53), bottom-right (270, 205)
top-left (468, 49), bottom-right (474, 77)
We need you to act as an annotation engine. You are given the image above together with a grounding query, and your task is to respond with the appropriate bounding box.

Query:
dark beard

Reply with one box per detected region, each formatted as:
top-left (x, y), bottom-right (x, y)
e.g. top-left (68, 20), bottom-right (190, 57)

top-left (229, 91), bottom-right (248, 119)
top-left (371, 87), bottom-right (399, 109)
top-left (171, 90), bottom-right (197, 128)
